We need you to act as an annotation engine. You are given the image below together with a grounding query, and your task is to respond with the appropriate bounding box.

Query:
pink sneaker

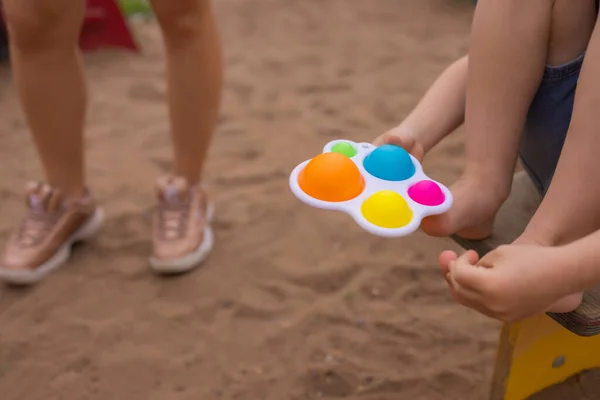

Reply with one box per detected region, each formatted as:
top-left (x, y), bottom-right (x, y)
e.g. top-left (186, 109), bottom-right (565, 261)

top-left (0, 182), bottom-right (104, 285)
top-left (150, 175), bottom-right (214, 274)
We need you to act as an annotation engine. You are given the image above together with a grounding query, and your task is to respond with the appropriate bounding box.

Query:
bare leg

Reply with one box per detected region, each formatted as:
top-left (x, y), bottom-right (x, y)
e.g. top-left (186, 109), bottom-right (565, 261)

top-left (150, 0), bottom-right (222, 184)
top-left (148, 0), bottom-right (222, 274)
top-left (516, 4), bottom-right (600, 312)
top-left (4, 0), bottom-right (87, 197)
top-left (522, 12), bottom-right (600, 248)
top-left (422, 0), bottom-right (594, 239)
top-left (0, 0), bottom-right (104, 285)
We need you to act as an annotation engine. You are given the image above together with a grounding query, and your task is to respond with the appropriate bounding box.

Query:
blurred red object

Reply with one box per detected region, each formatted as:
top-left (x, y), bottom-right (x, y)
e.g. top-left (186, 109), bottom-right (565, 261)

top-left (80, 0), bottom-right (139, 52)
top-left (0, 0), bottom-right (138, 53)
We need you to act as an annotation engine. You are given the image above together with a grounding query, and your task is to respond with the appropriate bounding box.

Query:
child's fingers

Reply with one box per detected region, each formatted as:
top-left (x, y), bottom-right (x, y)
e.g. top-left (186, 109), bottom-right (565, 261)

top-left (386, 135), bottom-right (425, 161)
top-left (445, 275), bottom-right (469, 303)
top-left (477, 244), bottom-right (518, 269)
top-left (372, 130), bottom-right (401, 146)
top-left (453, 250), bottom-right (480, 269)
top-left (447, 269), bottom-right (480, 300)
top-left (476, 249), bottom-right (500, 268)
top-left (444, 250), bottom-right (479, 285)
top-left (445, 273), bottom-right (493, 317)
top-left (372, 133), bottom-right (408, 148)
top-left (438, 250), bottom-right (458, 276)
top-left (461, 250), bottom-right (480, 264)
top-left (384, 134), bottom-right (412, 148)
top-left (449, 254), bottom-right (488, 293)
top-left (372, 134), bottom-right (388, 146)
top-left (372, 132), bottom-right (425, 160)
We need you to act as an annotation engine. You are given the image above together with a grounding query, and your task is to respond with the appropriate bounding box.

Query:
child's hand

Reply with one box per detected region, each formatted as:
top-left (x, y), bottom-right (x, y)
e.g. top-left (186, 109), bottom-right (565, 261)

top-left (438, 245), bottom-right (579, 322)
top-left (373, 127), bottom-right (425, 161)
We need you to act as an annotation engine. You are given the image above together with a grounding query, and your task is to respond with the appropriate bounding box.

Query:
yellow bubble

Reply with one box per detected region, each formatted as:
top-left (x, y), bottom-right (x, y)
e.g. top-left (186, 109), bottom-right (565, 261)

top-left (361, 190), bottom-right (413, 228)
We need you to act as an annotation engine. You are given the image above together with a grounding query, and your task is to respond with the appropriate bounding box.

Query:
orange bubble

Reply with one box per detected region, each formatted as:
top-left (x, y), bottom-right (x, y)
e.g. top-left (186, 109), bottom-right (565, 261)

top-left (298, 152), bottom-right (365, 202)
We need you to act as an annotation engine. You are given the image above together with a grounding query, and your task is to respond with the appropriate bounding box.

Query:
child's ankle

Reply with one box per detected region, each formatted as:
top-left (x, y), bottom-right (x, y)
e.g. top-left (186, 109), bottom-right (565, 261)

top-left (460, 170), bottom-right (511, 205)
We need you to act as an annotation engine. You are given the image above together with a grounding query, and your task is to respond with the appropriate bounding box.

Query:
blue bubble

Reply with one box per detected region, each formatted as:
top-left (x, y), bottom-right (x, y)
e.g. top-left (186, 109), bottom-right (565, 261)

top-left (363, 144), bottom-right (415, 181)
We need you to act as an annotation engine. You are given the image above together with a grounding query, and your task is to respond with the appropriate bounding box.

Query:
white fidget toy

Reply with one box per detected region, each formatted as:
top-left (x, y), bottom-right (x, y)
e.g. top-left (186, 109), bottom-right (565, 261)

top-left (289, 140), bottom-right (453, 237)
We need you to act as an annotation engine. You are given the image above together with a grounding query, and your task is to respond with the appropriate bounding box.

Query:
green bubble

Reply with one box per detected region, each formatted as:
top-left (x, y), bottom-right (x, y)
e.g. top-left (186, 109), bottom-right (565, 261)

top-left (331, 142), bottom-right (357, 158)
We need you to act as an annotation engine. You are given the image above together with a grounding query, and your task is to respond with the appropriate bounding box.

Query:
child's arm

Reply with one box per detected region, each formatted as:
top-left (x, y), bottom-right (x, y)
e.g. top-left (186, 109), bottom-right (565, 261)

top-left (374, 55), bottom-right (467, 158)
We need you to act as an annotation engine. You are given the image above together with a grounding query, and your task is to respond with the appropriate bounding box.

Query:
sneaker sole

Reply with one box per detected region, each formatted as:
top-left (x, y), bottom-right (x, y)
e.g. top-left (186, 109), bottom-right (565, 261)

top-left (149, 203), bottom-right (215, 275)
top-left (0, 208), bottom-right (106, 286)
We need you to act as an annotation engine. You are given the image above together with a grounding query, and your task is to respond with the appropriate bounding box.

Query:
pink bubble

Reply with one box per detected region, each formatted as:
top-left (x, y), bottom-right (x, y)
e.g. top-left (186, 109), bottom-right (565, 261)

top-left (408, 180), bottom-right (445, 206)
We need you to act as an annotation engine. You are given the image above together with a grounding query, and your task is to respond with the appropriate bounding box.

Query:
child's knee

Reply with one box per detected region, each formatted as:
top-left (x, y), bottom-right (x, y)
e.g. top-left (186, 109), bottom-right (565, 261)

top-left (151, 0), bottom-right (212, 41)
top-left (3, 3), bottom-right (81, 52)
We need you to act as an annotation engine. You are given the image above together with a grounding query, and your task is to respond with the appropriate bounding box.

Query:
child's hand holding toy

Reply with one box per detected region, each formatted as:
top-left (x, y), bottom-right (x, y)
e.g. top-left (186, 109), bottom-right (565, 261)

top-left (373, 127), bottom-right (426, 162)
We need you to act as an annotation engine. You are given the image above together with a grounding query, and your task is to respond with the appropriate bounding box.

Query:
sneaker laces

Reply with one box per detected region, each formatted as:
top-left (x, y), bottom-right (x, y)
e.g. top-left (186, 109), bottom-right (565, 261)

top-left (156, 186), bottom-right (190, 240)
top-left (16, 194), bottom-right (61, 247)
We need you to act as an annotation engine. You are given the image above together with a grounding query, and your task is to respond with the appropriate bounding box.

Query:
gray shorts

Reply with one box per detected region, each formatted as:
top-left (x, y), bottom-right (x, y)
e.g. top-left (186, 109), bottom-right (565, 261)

top-left (519, 53), bottom-right (584, 194)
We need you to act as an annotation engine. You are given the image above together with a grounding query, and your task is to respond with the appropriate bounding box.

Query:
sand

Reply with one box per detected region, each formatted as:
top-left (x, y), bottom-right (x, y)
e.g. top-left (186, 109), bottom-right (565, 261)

top-left (0, 1), bottom-right (509, 399)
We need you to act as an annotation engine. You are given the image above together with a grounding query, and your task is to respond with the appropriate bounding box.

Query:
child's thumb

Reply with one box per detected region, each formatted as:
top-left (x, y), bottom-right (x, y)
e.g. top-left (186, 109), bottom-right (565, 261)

top-left (385, 134), bottom-right (410, 149)
top-left (462, 250), bottom-right (480, 265)
top-left (438, 250), bottom-right (458, 276)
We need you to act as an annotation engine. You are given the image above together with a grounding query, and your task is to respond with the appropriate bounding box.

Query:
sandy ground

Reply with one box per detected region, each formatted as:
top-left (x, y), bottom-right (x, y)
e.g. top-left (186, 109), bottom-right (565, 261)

top-left (0, 0), bottom-right (514, 399)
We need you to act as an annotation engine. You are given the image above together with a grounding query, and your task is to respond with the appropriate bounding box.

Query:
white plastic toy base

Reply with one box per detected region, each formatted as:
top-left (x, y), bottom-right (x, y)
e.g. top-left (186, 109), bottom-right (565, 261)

top-left (289, 140), bottom-right (453, 238)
